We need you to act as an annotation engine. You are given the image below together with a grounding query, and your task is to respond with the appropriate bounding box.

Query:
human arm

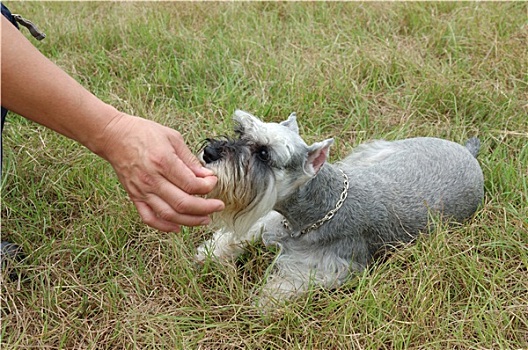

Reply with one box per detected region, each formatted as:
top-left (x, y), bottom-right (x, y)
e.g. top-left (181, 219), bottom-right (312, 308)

top-left (0, 16), bottom-right (224, 232)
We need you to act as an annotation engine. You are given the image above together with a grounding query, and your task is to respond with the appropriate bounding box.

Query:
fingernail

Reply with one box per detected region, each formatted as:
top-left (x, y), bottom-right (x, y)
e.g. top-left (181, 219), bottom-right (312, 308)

top-left (214, 200), bottom-right (225, 211)
top-left (201, 167), bottom-right (215, 175)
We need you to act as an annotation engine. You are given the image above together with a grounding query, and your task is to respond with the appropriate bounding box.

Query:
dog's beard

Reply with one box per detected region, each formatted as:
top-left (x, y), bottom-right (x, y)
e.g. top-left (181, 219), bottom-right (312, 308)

top-left (207, 156), bottom-right (278, 237)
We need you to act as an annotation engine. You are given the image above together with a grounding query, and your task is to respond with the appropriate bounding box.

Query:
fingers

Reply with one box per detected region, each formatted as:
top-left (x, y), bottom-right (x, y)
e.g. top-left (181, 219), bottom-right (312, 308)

top-left (166, 131), bottom-right (212, 177)
top-left (155, 142), bottom-right (218, 197)
top-left (121, 148), bottom-right (224, 231)
top-left (135, 201), bottom-right (181, 233)
top-left (129, 169), bottom-right (224, 231)
top-left (134, 192), bottom-right (222, 232)
top-left (128, 175), bottom-right (224, 231)
top-left (156, 179), bottom-right (224, 216)
top-left (192, 166), bottom-right (216, 178)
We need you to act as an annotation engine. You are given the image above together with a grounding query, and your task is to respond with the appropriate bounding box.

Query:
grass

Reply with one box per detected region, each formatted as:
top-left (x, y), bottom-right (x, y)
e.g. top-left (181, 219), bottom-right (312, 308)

top-left (1, 2), bottom-right (527, 349)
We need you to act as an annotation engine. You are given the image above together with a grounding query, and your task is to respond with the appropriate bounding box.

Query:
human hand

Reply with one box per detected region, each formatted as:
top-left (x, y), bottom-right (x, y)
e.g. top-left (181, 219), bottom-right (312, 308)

top-left (97, 113), bottom-right (225, 232)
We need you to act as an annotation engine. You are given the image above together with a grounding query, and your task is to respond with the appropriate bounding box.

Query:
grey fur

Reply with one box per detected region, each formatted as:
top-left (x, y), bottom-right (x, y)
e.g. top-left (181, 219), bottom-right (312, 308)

top-left (465, 137), bottom-right (481, 158)
top-left (196, 110), bottom-right (484, 306)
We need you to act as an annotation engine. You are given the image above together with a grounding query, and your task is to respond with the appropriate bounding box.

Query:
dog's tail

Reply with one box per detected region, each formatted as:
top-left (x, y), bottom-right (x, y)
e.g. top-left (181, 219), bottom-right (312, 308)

top-left (465, 137), bottom-right (481, 158)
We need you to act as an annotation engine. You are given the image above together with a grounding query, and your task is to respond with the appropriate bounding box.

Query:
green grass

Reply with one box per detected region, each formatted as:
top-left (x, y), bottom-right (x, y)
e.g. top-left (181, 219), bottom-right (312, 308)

top-left (1, 2), bottom-right (527, 349)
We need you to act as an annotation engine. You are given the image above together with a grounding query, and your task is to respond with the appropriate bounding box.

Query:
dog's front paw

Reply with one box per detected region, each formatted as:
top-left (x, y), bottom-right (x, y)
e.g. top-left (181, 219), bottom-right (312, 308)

top-left (195, 235), bottom-right (246, 264)
top-left (194, 238), bottom-right (227, 264)
top-left (194, 245), bottom-right (208, 265)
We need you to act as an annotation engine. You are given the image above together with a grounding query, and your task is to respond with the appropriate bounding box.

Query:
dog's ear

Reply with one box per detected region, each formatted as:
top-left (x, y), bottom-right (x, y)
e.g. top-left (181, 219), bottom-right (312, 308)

top-left (234, 110), bottom-right (263, 125)
top-left (305, 138), bottom-right (334, 175)
top-left (280, 113), bottom-right (299, 134)
top-left (234, 110), bottom-right (262, 133)
top-left (235, 109), bottom-right (256, 117)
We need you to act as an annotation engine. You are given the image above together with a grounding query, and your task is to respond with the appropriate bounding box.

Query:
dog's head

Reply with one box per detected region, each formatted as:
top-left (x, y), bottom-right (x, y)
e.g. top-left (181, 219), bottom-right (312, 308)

top-left (199, 110), bottom-right (333, 233)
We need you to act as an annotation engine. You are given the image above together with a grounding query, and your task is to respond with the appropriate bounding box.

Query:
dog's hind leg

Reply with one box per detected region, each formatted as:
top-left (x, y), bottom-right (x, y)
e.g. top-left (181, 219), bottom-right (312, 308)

top-left (256, 249), bottom-right (352, 307)
top-left (256, 267), bottom-right (310, 308)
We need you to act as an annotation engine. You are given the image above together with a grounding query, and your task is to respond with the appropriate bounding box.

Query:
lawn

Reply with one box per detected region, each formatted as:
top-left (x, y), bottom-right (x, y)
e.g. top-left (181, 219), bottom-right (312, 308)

top-left (1, 2), bottom-right (527, 349)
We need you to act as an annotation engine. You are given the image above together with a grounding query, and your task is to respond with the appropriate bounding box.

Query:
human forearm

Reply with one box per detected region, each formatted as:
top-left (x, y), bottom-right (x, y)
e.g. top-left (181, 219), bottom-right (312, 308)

top-left (1, 16), bottom-right (119, 157)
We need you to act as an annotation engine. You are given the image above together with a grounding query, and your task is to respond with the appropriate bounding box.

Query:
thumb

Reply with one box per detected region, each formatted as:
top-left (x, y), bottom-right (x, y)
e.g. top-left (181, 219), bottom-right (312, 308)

top-left (168, 131), bottom-right (215, 178)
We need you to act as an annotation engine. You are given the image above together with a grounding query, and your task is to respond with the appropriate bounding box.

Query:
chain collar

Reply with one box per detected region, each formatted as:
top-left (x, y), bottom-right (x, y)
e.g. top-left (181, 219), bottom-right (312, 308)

top-left (282, 169), bottom-right (349, 237)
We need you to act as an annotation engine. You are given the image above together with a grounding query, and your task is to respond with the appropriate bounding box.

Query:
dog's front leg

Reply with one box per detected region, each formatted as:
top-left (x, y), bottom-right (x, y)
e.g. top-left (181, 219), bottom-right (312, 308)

top-left (195, 228), bottom-right (246, 263)
top-left (195, 213), bottom-right (274, 263)
top-left (259, 211), bottom-right (288, 246)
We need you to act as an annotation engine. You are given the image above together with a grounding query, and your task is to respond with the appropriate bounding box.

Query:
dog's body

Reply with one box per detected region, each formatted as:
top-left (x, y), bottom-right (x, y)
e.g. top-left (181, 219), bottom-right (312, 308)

top-left (196, 110), bottom-right (484, 305)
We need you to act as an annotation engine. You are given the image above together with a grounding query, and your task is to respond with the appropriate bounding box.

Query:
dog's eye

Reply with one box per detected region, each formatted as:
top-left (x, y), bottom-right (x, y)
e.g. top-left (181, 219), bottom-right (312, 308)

top-left (256, 146), bottom-right (270, 162)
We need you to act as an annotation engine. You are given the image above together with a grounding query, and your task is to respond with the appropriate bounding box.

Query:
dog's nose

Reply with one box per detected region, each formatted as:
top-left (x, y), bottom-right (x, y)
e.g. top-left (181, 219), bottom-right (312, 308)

top-left (202, 145), bottom-right (223, 164)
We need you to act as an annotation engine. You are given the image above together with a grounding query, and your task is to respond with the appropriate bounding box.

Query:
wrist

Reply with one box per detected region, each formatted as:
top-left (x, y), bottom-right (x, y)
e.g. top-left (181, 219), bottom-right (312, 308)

top-left (85, 107), bottom-right (132, 160)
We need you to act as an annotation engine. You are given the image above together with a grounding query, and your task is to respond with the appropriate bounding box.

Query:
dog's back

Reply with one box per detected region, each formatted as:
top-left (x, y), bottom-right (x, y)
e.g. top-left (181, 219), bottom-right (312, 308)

top-left (341, 137), bottom-right (484, 241)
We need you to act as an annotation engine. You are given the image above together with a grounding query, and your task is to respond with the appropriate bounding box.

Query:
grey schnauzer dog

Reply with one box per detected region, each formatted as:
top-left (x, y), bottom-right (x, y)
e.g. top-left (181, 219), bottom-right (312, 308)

top-left (196, 110), bottom-right (484, 305)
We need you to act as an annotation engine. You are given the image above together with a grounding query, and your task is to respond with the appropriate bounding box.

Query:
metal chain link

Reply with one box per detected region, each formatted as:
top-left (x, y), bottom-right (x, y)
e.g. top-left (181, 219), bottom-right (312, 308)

top-left (282, 169), bottom-right (349, 237)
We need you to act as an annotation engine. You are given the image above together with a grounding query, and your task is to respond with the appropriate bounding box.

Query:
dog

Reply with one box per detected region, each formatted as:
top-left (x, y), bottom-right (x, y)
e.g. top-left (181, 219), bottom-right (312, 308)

top-left (196, 110), bottom-right (484, 306)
